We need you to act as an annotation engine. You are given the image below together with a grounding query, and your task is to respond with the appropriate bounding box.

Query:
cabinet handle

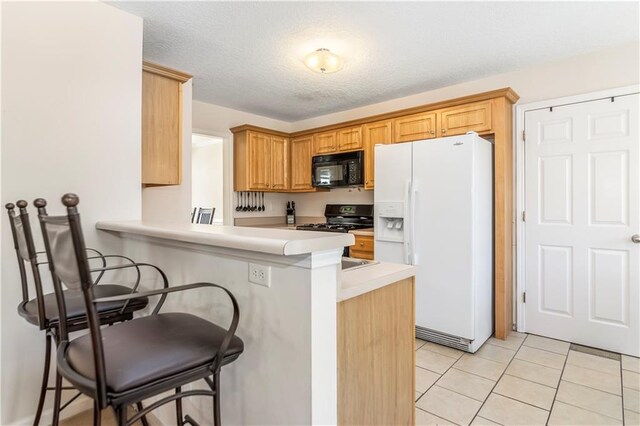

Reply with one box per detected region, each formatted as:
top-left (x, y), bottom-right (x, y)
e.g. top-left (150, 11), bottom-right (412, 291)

top-left (442, 129), bottom-right (447, 134)
top-left (430, 130), bottom-right (435, 135)
top-left (359, 242), bottom-right (364, 246)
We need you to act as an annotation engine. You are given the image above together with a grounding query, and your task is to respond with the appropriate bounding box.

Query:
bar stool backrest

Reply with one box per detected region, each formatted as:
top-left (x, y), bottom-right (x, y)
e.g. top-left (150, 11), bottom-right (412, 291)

top-left (5, 202), bottom-right (48, 329)
top-left (37, 194), bottom-right (108, 408)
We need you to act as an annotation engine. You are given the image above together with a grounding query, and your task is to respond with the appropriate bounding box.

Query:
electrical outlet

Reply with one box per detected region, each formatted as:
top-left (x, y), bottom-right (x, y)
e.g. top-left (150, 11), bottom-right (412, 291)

top-left (249, 263), bottom-right (271, 287)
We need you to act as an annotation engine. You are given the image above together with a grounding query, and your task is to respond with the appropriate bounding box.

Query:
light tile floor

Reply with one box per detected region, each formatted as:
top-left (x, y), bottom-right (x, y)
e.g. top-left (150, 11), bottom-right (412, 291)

top-left (415, 333), bottom-right (640, 426)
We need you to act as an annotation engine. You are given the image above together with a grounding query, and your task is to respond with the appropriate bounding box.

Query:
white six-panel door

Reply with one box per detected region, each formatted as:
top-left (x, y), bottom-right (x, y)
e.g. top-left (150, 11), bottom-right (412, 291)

top-left (524, 94), bottom-right (639, 356)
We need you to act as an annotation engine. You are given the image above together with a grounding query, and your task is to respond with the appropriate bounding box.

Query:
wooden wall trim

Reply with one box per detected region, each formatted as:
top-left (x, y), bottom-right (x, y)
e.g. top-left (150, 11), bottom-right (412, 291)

top-left (143, 61), bottom-right (192, 83)
top-left (290, 87), bottom-right (519, 137)
top-left (229, 124), bottom-right (290, 138)
top-left (230, 88), bottom-right (518, 139)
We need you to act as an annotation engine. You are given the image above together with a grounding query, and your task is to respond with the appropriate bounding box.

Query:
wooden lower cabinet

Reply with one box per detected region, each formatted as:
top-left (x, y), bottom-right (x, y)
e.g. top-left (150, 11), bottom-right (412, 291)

top-left (363, 120), bottom-right (393, 190)
top-left (337, 278), bottom-right (415, 425)
top-left (349, 235), bottom-right (374, 260)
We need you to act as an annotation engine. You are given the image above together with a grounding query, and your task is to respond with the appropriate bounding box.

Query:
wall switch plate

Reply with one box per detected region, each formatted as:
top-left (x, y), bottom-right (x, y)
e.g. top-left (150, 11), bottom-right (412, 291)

top-left (249, 263), bottom-right (271, 287)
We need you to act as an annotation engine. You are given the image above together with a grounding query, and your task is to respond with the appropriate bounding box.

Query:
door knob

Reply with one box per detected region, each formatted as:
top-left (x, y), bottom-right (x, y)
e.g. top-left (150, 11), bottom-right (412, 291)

top-left (632, 234), bottom-right (640, 243)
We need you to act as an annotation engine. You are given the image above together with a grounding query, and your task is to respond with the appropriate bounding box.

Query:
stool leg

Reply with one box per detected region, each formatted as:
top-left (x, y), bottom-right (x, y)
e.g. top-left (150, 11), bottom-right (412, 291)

top-left (33, 334), bottom-right (52, 426)
top-left (135, 402), bottom-right (149, 426)
top-left (213, 373), bottom-right (221, 426)
top-left (93, 400), bottom-right (101, 426)
top-left (115, 405), bottom-right (127, 426)
top-left (175, 387), bottom-right (183, 425)
top-left (50, 372), bottom-right (63, 426)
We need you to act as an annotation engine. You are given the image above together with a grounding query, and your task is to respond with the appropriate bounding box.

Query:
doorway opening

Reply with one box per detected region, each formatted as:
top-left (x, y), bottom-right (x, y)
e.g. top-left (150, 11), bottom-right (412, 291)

top-left (192, 133), bottom-right (224, 224)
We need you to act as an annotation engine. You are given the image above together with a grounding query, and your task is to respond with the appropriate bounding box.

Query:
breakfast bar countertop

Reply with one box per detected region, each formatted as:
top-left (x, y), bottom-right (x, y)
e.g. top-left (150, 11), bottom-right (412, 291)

top-left (96, 220), bottom-right (354, 256)
top-left (339, 262), bottom-right (416, 302)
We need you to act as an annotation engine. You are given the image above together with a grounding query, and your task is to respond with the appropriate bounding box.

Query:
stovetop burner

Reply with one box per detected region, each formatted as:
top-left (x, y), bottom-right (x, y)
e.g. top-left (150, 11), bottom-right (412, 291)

top-left (296, 204), bottom-right (374, 233)
top-left (296, 223), bottom-right (372, 233)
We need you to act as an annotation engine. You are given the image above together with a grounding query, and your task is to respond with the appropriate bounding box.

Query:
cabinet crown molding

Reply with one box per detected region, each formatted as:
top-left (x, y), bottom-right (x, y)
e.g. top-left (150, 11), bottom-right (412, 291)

top-left (143, 61), bottom-right (192, 83)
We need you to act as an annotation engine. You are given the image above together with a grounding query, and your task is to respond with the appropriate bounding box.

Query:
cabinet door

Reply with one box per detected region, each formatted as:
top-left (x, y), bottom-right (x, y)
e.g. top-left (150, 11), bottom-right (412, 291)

top-left (363, 120), bottom-right (393, 190)
top-left (350, 235), bottom-right (374, 260)
top-left (439, 101), bottom-right (492, 136)
top-left (314, 131), bottom-right (338, 154)
top-left (142, 71), bottom-right (182, 185)
top-left (337, 126), bottom-right (363, 151)
top-left (290, 136), bottom-right (314, 191)
top-left (248, 131), bottom-right (271, 190)
top-left (393, 112), bottom-right (436, 143)
top-left (270, 136), bottom-right (288, 191)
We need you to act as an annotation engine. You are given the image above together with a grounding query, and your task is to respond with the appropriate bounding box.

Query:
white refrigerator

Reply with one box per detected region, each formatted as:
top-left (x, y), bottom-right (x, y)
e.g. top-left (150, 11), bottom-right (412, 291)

top-left (374, 132), bottom-right (493, 353)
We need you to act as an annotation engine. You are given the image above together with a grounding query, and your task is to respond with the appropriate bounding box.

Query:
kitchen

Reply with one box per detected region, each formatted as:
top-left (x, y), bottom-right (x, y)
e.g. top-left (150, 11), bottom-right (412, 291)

top-left (2, 2), bottom-right (639, 426)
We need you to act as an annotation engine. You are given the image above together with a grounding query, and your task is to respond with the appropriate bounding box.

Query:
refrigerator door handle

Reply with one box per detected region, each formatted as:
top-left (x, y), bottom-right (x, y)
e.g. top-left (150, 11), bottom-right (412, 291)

top-left (404, 180), bottom-right (412, 265)
top-left (411, 180), bottom-right (418, 265)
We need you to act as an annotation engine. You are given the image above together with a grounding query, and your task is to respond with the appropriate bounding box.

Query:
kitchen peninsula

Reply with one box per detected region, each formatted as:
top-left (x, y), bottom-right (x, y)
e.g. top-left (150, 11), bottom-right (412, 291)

top-left (96, 221), bottom-right (415, 425)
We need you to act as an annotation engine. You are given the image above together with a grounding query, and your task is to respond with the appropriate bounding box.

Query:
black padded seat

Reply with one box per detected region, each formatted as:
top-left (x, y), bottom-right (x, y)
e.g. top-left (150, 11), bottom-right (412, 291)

top-left (18, 285), bottom-right (149, 326)
top-left (66, 313), bottom-right (244, 393)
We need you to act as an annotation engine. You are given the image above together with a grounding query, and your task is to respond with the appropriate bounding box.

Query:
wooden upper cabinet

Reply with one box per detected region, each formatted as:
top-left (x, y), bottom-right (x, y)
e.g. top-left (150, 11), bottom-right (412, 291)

top-left (141, 62), bottom-right (191, 185)
top-left (337, 126), bottom-right (363, 151)
top-left (439, 101), bottom-right (492, 137)
top-left (270, 136), bottom-right (288, 191)
top-left (290, 136), bottom-right (315, 191)
top-left (247, 131), bottom-right (272, 190)
top-left (393, 112), bottom-right (437, 143)
top-left (314, 131), bottom-right (338, 154)
top-left (363, 120), bottom-right (393, 190)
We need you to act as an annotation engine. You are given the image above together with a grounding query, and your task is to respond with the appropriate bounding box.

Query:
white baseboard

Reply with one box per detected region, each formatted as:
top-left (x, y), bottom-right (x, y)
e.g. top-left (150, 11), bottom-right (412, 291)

top-left (11, 395), bottom-right (92, 426)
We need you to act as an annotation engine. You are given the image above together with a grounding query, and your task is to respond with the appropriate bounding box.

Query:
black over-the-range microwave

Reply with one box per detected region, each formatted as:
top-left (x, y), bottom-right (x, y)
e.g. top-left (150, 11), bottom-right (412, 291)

top-left (311, 151), bottom-right (364, 188)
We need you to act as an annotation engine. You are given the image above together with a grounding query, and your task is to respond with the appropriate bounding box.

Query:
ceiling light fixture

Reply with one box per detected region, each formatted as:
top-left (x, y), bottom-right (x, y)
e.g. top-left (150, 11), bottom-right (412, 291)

top-left (304, 48), bottom-right (343, 74)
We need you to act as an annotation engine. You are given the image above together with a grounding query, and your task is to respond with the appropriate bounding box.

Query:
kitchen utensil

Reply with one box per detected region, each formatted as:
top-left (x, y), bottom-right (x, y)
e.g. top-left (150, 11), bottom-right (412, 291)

top-left (260, 192), bottom-right (265, 211)
top-left (236, 193), bottom-right (241, 211)
top-left (242, 192), bottom-right (248, 211)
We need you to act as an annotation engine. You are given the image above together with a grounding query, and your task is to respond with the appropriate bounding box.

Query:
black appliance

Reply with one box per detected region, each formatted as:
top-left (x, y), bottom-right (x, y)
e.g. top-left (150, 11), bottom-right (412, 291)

top-left (312, 151), bottom-right (363, 188)
top-left (296, 204), bottom-right (374, 256)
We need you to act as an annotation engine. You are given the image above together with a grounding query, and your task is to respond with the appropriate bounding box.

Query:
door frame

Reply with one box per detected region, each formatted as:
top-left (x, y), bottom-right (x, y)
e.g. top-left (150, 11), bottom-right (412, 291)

top-left (192, 128), bottom-right (234, 226)
top-left (514, 84), bottom-right (639, 333)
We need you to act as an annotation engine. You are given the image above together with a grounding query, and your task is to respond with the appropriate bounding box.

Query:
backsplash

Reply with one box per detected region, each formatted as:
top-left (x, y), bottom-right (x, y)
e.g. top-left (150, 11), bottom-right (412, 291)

top-left (232, 188), bottom-right (374, 220)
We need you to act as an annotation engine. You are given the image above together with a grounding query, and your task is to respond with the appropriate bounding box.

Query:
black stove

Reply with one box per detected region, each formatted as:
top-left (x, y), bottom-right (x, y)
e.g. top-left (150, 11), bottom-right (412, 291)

top-left (296, 223), bottom-right (366, 233)
top-left (296, 204), bottom-right (374, 235)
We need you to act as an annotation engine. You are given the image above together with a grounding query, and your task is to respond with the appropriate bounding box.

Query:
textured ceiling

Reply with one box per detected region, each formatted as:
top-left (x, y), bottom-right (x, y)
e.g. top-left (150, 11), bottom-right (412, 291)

top-left (109, 1), bottom-right (639, 121)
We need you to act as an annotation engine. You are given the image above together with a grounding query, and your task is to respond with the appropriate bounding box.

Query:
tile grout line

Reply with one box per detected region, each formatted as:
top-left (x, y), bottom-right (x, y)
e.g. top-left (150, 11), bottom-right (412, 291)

top-left (560, 376), bottom-right (624, 397)
top-left (500, 372), bottom-right (557, 391)
top-left (468, 336), bottom-right (529, 425)
top-left (416, 343), bottom-right (477, 425)
top-left (554, 398), bottom-right (625, 423)
top-left (545, 344), bottom-right (570, 426)
top-left (620, 360), bottom-right (626, 426)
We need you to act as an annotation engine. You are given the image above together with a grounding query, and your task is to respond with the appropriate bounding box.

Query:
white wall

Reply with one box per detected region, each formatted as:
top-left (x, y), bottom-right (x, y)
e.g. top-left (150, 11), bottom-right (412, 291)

top-left (1, 2), bottom-right (143, 424)
top-left (292, 42), bottom-right (640, 131)
top-left (192, 100), bottom-right (296, 223)
top-left (192, 140), bottom-right (224, 222)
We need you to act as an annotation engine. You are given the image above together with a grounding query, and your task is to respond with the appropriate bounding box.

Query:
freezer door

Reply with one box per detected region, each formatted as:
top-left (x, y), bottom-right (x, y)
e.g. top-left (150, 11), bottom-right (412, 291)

top-left (412, 135), bottom-right (477, 339)
top-left (374, 142), bottom-right (412, 264)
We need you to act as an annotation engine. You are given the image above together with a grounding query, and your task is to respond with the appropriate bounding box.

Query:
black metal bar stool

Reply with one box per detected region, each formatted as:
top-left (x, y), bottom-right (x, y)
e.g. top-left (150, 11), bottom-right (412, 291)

top-left (39, 194), bottom-right (243, 426)
top-left (5, 200), bottom-right (153, 425)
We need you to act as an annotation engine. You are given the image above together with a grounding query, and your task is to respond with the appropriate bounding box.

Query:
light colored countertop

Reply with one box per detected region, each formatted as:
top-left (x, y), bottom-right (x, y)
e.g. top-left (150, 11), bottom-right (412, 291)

top-left (96, 221), bottom-right (354, 256)
top-left (349, 228), bottom-right (374, 237)
top-left (339, 262), bottom-right (416, 302)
